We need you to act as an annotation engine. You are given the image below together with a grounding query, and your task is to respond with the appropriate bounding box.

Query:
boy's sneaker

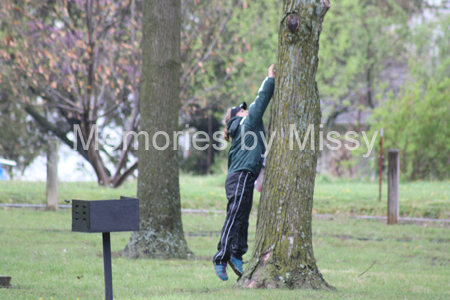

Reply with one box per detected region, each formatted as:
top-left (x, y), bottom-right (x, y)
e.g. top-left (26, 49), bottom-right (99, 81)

top-left (213, 261), bottom-right (228, 281)
top-left (228, 257), bottom-right (243, 277)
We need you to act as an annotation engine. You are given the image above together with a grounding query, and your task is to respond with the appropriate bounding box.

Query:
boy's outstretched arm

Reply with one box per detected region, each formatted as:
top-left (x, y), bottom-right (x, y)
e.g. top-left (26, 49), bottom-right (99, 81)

top-left (244, 65), bottom-right (276, 129)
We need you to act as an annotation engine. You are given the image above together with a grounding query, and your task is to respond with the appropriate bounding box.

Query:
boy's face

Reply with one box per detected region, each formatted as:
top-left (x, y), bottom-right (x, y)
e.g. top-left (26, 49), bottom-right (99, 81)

top-left (236, 109), bottom-right (249, 117)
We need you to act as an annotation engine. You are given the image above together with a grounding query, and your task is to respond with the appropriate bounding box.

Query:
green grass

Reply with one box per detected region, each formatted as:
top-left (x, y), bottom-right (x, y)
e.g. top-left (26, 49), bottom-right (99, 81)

top-left (313, 177), bottom-right (450, 219)
top-left (1, 174), bottom-right (449, 218)
top-left (0, 209), bottom-right (449, 299)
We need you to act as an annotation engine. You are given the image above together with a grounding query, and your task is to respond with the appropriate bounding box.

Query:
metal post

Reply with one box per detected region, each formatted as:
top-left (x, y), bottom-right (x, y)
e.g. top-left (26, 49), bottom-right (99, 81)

top-left (378, 128), bottom-right (383, 202)
top-left (387, 149), bottom-right (399, 225)
top-left (102, 232), bottom-right (113, 300)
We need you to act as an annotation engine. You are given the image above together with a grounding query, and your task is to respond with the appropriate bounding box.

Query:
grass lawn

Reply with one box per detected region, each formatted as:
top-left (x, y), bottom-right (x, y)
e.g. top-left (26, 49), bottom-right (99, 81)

top-left (1, 174), bottom-right (449, 219)
top-left (0, 208), bottom-right (449, 299)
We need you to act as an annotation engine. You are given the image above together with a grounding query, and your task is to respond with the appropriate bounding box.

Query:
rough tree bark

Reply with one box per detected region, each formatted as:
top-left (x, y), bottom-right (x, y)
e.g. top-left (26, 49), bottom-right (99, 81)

top-left (123, 0), bottom-right (191, 259)
top-left (237, 0), bottom-right (333, 290)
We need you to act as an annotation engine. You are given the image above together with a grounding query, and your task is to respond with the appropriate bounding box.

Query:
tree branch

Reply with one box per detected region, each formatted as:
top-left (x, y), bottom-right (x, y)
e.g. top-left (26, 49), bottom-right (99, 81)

top-left (112, 161), bottom-right (138, 188)
top-left (23, 104), bottom-right (89, 162)
top-left (180, 72), bottom-right (230, 113)
top-left (180, 9), bottom-right (232, 93)
top-left (47, 87), bottom-right (79, 108)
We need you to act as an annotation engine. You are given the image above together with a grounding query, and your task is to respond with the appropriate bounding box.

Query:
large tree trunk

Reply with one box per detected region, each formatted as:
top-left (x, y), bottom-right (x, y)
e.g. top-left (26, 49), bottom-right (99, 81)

top-left (237, 0), bottom-right (333, 290)
top-left (123, 0), bottom-right (191, 259)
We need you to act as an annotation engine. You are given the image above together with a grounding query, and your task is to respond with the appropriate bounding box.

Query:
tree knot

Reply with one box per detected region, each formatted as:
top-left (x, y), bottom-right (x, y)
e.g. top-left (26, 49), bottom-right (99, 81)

top-left (287, 15), bottom-right (300, 33)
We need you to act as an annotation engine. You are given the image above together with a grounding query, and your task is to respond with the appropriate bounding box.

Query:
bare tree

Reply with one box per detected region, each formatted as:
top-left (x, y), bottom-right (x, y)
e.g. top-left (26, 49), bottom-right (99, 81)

top-left (0, 0), bottom-right (259, 185)
top-left (0, 0), bottom-right (139, 186)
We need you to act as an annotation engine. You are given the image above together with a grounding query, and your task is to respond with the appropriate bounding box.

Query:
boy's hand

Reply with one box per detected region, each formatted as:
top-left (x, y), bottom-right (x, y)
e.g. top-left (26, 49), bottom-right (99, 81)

top-left (268, 64), bottom-right (276, 78)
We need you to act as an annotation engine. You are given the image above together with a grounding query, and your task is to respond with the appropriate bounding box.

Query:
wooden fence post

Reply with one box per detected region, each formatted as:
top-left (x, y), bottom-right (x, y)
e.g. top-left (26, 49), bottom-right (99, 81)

top-left (387, 149), bottom-right (399, 225)
top-left (46, 138), bottom-right (59, 211)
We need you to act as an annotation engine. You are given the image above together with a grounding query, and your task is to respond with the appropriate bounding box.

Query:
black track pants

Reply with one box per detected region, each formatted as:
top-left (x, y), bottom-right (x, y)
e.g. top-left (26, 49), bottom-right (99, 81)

top-left (213, 170), bottom-right (255, 264)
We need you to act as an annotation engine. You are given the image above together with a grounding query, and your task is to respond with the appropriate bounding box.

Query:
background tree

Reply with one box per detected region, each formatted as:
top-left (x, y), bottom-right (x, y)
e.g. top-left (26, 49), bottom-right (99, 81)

top-left (370, 9), bottom-right (450, 180)
top-left (311, 0), bottom-right (431, 176)
top-left (178, 0), bottom-right (281, 173)
top-left (317, 0), bottom-right (413, 127)
top-left (373, 77), bottom-right (450, 180)
top-left (237, 0), bottom-right (333, 289)
top-left (122, 0), bottom-right (191, 259)
top-left (0, 16), bottom-right (47, 177)
top-left (2, 0), bottom-right (443, 181)
top-left (0, 88), bottom-right (47, 178)
top-left (0, 0), bottom-right (281, 181)
top-left (0, 0), bottom-right (140, 186)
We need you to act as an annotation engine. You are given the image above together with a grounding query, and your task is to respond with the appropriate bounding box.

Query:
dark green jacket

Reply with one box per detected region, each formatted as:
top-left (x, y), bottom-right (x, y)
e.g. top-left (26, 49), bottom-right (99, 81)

top-left (227, 77), bottom-right (275, 177)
